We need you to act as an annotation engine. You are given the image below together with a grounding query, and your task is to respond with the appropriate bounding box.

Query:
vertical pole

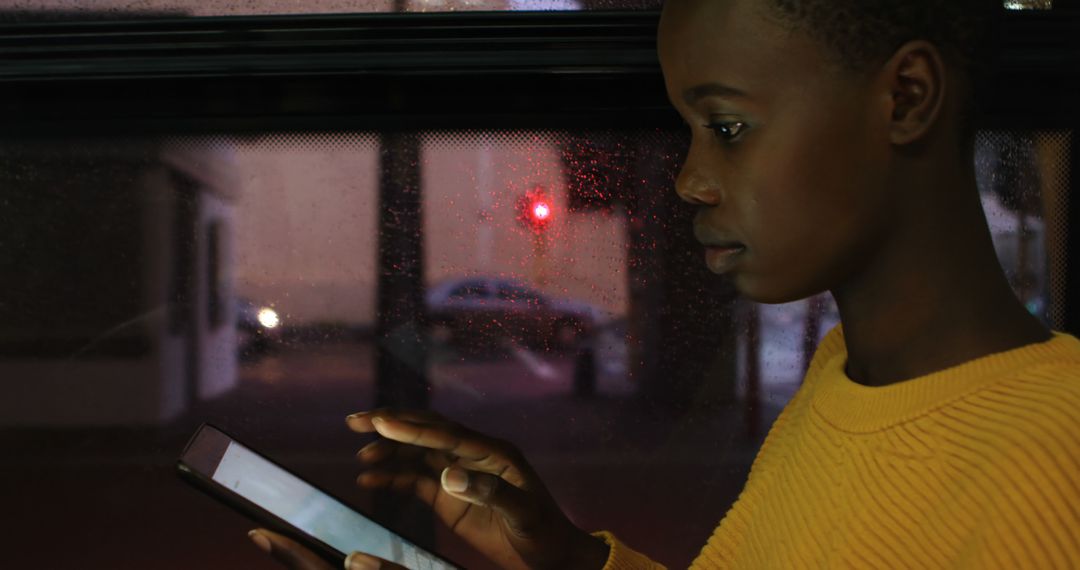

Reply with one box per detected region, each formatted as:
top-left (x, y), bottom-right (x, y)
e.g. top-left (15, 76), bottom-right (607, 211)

top-left (744, 302), bottom-right (761, 439)
top-left (1036, 133), bottom-right (1071, 330)
top-left (532, 232), bottom-right (548, 286)
top-left (477, 140), bottom-right (493, 272)
top-left (1018, 210), bottom-right (1031, 307)
top-left (374, 131), bottom-right (432, 546)
top-left (375, 131), bottom-right (429, 410)
top-left (170, 174), bottom-right (201, 410)
top-left (1065, 131), bottom-right (1080, 336)
top-left (801, 294), bottom-right (825, 376)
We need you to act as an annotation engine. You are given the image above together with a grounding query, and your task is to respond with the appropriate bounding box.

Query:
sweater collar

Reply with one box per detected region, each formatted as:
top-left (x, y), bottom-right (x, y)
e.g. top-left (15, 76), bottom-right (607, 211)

top-left (808, 326), bottom-right (1080, 433)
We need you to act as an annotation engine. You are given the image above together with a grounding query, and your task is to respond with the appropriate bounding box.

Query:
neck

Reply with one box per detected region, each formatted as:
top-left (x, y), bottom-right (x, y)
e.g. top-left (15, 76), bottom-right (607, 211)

top-left (831, 159), bottom-right (1051, 387)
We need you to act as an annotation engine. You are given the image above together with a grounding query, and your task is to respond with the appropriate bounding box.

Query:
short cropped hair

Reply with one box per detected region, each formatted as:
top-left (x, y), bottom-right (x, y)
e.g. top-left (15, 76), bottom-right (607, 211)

top-left (767, 0), bottom-right (996, 72)
top-left (766, 0), bottom-right (1000, 140)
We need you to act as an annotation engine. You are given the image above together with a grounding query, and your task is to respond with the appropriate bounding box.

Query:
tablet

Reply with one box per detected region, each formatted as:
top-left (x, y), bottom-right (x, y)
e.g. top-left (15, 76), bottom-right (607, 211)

top-left (177, 423), bottom-right (460, 569)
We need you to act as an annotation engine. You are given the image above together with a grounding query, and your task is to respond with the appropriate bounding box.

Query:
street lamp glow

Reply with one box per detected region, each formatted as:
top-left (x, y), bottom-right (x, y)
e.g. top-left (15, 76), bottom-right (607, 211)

top-left (532, 202), bottom-right (551, 221)
top-left (1004, 0), bottom-right (1052, 8)
top-left (258, 308), bottom-right (280, 329)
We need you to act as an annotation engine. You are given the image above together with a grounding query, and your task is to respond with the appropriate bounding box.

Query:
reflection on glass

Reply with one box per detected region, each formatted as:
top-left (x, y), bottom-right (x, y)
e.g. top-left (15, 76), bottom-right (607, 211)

top-left (0, 129), bottom-right (1070, 569)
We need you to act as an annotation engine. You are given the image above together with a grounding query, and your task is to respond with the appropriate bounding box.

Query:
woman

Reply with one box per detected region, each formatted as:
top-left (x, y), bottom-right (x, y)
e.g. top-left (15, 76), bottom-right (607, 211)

top-left (250, 0), bottom-right (1080, 567)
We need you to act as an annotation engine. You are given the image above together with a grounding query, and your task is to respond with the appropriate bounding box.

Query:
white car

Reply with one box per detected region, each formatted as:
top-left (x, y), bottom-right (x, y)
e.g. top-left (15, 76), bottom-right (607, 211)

top-left (426, 277), bottom-right (610, 352)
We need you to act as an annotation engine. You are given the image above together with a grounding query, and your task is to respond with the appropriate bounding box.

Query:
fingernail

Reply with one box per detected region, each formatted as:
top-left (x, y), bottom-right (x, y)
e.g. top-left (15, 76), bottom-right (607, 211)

top-left (248, 530), bottom-right (271, 554)
top-left (345, 551), bottom-right (381, 570)
top-left (357, 441), bottom-right (378, 458)
top-left (346, 412), bottom-right (369, 420)
top-left (441, 467), bottom-right (469, 493)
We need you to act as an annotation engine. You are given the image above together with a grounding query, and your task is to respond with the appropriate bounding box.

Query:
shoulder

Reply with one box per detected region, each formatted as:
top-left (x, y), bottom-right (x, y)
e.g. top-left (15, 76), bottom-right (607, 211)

top-left (931, 332), bottom-right (1080, 470)
top-left (936, 370), bottom-right (1080, 556)
top-left (943, 330), bottom-right (1080, 443)
top-left (949, 362), bottom-right (1080, 477)
top-left (997, 333), bottom-right (1080, 425)
top-left (955, 370), bottom-right (1080, 565)
top-left (974, 354), bottom-right (1080, 438)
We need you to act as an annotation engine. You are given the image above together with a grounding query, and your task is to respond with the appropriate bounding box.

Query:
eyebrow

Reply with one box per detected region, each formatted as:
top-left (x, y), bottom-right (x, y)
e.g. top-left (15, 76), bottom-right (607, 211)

top-left (683, 82), bottom-right (748, 105)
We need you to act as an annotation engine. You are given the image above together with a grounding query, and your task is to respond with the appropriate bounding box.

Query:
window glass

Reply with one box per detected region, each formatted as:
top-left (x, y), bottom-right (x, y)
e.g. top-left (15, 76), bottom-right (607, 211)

top-left (0, 0), bottom-right (1056, 21)
top-left (1, 129), bottom-right (1071, 569)
top-left (2, 0), bottom-right (661, 20)
top-left (0, 143), bottom-right (146, 357)
top-left (448, 283), bottom-right (487, 299)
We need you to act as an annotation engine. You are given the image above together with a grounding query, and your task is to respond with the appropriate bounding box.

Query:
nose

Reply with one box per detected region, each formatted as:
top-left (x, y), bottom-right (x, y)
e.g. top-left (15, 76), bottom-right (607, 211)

top-left (674, 139), bottom-right (722, 206)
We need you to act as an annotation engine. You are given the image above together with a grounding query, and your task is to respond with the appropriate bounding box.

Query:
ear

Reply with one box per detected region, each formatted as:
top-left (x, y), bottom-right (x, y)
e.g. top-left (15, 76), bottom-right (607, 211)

top-left (881, 40), bottom-right (946, 145)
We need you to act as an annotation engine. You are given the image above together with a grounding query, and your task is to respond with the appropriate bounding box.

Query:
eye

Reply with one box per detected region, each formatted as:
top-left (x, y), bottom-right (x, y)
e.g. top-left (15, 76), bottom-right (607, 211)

top-left (704, 121), bottom-right (748, 143)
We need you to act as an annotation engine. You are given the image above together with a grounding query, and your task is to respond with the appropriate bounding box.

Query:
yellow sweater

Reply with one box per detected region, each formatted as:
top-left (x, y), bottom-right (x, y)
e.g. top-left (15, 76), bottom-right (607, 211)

top-left (596, 326), bottom-right (1080, 569)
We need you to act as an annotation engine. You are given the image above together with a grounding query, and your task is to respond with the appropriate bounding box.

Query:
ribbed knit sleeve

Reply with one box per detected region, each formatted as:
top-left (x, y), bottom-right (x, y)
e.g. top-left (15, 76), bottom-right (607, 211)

top-left (592, 531), bottom-right (668, 570)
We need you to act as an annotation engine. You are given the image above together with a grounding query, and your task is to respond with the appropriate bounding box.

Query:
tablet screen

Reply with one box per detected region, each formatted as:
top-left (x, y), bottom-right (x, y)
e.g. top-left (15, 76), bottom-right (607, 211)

top-left (212, 441), bottom-right (453, 570)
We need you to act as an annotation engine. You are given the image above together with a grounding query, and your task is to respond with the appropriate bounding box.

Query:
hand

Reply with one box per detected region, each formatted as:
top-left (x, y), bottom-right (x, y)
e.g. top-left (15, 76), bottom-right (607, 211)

top-left (347, 409), bottom-right (610, 570)
top-left (247, 528), bottom-right (407, 570)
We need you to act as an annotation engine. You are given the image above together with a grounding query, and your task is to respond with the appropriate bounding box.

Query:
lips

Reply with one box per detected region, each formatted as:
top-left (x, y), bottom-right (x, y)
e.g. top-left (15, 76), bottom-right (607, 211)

top-left (703, 244), bottom-right (746, 274)
top-left (693, 218), bottom-right (746, 274)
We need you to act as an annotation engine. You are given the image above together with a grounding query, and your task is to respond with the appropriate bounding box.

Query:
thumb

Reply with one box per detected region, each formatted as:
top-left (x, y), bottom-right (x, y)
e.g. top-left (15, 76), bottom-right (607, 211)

top-left (248, 529), bottom-right (333, 570)
top-left (344, 551), bottom-right (408, 570)
top-left (440, 467), bottom-right (538, 531)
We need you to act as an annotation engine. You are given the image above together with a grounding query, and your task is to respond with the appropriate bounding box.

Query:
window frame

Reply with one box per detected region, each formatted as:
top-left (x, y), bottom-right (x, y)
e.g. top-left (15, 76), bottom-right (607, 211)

top-left (1, 7), bottom-right (1078, 333)
top-left (0, 8), bottom-right (1073, 130)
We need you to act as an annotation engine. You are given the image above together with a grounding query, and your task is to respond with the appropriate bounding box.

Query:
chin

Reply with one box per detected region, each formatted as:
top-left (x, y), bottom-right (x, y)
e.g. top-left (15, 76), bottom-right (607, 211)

top-left (732, 273), bottom-right (816, 305)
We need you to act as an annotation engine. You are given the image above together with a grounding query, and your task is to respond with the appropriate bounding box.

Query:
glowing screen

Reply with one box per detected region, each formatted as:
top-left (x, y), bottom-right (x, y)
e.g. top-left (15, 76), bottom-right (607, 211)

top-left (213, 442), bottom-right (453, 569)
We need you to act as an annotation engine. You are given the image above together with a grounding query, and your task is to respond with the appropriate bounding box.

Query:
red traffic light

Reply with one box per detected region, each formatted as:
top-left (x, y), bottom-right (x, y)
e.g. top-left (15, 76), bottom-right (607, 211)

top-left (531, 200), bottom-right (551, 222)
top-left (517, 187), bottom-right (553, 233)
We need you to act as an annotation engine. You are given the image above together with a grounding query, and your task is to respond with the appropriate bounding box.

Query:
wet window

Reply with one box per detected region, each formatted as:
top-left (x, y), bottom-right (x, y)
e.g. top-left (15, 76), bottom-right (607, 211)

top-left (2, 127), bottom-right (1072, 568)
top-left (1, 4), bottom-right (1076, 569)
top-left (449, 283), bottom-right (488, 299)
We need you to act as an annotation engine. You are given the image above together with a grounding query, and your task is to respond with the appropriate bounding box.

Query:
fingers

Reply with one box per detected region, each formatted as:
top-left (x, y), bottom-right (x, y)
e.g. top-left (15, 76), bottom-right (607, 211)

top-left (356, 469), bottom-right (442, 505)
top-left (347, 409), bottom-right (493, 463)
top-left (352, 411), bottom-right (531, 488)
top-left (344, 551), bottom-right (407, 570)
top-left (364, 417), bottom-right (500, 464)
top-left (250, 528), bottom-right (403, 570)
top-left (356, 466), bottom-right (544, 536)
top-left (440, 466), bottom-right (540, 535)
top-left (357, 440), bottom-right (453, 473)
top-left (356, 438), bottom-right (407, 463)
top-left (248, 529), bottom-right (334, 570)
top-left (348, 410), bottom-right (556, 543)
top-left (346, 409), bottom-right (449, 434)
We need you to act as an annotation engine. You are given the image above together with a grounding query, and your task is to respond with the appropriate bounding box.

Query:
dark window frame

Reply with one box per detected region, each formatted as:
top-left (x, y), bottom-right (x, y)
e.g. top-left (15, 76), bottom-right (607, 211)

top-left (0, 8), bottom-right (1074, 131)
top-left (1, 7), bottom-right (1078, 333)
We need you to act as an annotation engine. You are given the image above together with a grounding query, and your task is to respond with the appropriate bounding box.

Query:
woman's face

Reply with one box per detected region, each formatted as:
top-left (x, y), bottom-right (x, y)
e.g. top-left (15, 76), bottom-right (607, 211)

top-left (659, 0), bottom-right (896, 304)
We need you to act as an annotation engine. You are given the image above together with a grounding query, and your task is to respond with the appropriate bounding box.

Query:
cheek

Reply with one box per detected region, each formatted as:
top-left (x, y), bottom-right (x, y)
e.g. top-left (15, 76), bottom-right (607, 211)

top-left (742, 132), bottom-right (843, 250)
top-left (735, 115), bottom-right (883, 299)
